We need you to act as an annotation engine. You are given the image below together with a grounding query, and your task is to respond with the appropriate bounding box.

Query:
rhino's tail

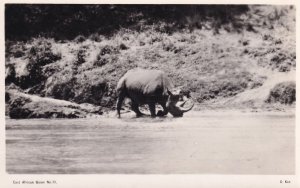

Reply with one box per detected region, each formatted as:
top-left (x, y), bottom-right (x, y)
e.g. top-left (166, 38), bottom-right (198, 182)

top-left (116, 76), bottom-right (127, 118)
top-left (116, 76), bottom-right (126, 93)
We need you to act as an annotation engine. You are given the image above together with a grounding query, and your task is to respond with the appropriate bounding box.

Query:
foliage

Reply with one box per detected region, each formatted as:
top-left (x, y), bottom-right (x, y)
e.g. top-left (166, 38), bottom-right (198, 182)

top-left (5, 4), bottom-right (250, 40)
top-left (266, 81), bottom-right (295, 104)
top-left (6, 39), bottom-right (62, 90)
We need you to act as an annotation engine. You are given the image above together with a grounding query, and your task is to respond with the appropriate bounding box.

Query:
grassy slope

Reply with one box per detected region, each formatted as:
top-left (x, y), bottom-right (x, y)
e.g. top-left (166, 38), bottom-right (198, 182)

top-left (5, 6), bottom-right (296, 116)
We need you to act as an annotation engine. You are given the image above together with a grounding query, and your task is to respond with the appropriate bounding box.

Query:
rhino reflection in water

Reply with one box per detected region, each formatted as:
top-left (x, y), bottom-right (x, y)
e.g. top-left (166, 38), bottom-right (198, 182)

top-left (116, 68), bottom-right (194, 118)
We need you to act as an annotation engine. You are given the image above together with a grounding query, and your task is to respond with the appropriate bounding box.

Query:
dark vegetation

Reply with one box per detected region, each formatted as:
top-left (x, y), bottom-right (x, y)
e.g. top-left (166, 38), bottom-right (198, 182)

top-left (6, 40), bottom-right (62, 90)
top-left (6, 4), bottom-right (249, 40)
top-left (266, 82), bottom-right (296, 104)
top-left (5, 5), bottom-right (296, 118)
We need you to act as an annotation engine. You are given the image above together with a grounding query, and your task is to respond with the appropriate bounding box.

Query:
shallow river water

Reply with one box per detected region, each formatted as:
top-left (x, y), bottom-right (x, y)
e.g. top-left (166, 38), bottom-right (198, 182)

top-left (6, 111), bottom-right (295, 174)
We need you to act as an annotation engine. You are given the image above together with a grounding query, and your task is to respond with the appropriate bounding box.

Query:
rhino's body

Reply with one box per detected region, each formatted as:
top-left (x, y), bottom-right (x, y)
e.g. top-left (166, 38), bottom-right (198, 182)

top-left (116, 69), bottom-right (193, 118)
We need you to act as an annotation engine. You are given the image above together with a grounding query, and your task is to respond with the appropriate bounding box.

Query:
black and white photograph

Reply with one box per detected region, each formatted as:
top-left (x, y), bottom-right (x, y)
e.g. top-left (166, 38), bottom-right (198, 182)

top-left (1, 1), bottom-right (298, 187)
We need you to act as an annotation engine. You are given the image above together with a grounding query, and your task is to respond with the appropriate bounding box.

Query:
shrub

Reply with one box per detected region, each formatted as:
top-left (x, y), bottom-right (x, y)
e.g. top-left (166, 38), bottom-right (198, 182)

top-left (5, 64), bottom-right (16, 85)
top-left (76, 46), bottom-right (88, 65)
top-left (162, 40), bottom-right (176, 51)
top-left (190, 72), bottom-right (265, 103)
top-left (73, 79), bottom-right (109, 105)
top-left (12, 39), bottom-right (62, 89)
top-left (94, 54), bottom-right (109, 66)
top-left (100, 45), bottom-right (119, 55)
top-left (28, 40), bottom-right (61, 66)
top-left (50, 82), bottom-right (76, 101)
top-left (74, 35), bottom-right (86, 43)
top-left (5, 5), bottom-right (250, 40)
top-left (5, 41), bottom-right (26, 58)
top-left (119, 43), bottom-right (129, 50)
top-left (270, 53), bottom-right (295, 72)
top-left (88, 33), bottom-right (102, 42)
top-left (13, 50), bottom-right (25, 58)
top-left (93, 45), bottom-right (120, 67)
top-left (266, 81), bottom-right (295, 104)
top-left (45, 75), bottom-right (76, 101)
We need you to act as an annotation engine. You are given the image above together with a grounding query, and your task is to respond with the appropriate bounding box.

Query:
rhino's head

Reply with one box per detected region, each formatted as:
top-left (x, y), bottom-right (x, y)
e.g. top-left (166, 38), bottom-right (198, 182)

top-left (166, 88), bottom-right (194, 117)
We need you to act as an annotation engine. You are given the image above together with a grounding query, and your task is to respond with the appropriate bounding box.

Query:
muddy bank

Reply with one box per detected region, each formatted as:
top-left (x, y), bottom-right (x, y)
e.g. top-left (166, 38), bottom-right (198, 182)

top-left (5, 83), bottom-right (295, 119)
top-left (6, 89), bottom-right (103, 119)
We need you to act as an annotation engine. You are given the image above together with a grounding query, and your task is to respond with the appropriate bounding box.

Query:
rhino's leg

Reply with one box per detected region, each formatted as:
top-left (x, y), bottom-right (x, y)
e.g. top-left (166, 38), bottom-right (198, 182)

top-left (131, 101), bottom-right (144, 117)
top-left (116, 92), bottom-right (126, 118)
top-left (157, 102), bottom-right (168, 117)
top-left (148, 102), bottom-right (156, 117)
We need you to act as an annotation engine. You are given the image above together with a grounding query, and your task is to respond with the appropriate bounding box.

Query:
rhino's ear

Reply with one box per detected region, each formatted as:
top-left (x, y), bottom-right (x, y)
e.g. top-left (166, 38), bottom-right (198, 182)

top-left (167, 88), bottom-right (173, 96)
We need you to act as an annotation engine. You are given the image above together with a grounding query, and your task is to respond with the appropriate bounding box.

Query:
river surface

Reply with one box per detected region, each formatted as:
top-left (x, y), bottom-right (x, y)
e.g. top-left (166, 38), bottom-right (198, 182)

top-left (6, 111), bottom-right (295, 174)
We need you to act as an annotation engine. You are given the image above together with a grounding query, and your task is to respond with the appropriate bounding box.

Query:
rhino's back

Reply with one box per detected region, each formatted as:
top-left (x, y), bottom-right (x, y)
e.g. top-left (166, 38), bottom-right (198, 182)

top-left (121, 69), bottom-right (172, 96)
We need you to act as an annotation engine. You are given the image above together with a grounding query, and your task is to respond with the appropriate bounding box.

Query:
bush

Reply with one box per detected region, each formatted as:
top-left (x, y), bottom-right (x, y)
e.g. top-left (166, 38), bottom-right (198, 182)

top-left (5, 5), bottom-right (250, 40)
top-left (73, 79), bottom-right (109, 106)
top-left (94, 45), bottom-right (120, 67)
top-left (11, 39), bottom-right (62, 89)
top-left (28, 40), bottom-right (61, 66)
top-left (74, 35), bottom-right (86, 43)
top-left (88, 33), bottom-right (103, 42)
top-left (162, 40), bottom-right (177, 52)
top-left (266, 81), bottom-right (295, 104)
top-left (100, 45), bottom-right (119, 55)
top-left (45, 75), bottom-right (76, 101)
top-left (270, 53), bottom-right (293, 72)
top-left (94, 54), bottom-right (109, 67)
top-left (5, 41), bottom-right (26, 58)
top-left (76, 46), bottom-right (88, 65)
top-left (119, 43), bottom-right (129, 50)
top-left (50, 82), bottom-right (76, 101)
top-left (189, 72), bottom-right (265, 103)
top-left (44, 69), bottom-right (116, 107)
top-left (5, 64), bottom-right (16, 85)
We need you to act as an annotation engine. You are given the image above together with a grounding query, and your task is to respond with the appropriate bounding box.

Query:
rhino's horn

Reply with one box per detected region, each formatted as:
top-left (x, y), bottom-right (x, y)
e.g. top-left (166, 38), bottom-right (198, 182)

top-left (179, 100), bottom-right (195, 113)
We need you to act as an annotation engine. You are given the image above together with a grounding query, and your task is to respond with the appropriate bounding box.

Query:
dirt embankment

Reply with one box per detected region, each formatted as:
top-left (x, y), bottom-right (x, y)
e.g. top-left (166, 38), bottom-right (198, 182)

top-left (5, 5), bottom-right (296, 118)
top-left (6, 89), bottom-right (103, 119)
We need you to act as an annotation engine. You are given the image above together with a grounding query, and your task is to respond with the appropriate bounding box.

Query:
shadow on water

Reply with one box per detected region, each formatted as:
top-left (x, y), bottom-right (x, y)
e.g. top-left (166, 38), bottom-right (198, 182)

top-left (121, 115), bottom-right (176, 124)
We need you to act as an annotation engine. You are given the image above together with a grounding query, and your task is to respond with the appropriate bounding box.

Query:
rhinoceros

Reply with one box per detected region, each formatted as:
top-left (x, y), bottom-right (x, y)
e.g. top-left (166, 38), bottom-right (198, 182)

top-left (116, 68), bottom-right (194, 118)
